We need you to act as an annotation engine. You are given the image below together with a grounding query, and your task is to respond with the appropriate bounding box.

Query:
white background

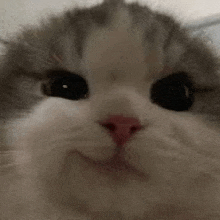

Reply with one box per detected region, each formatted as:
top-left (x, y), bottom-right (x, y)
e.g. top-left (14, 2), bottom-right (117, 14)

top-left (0, 0), bottom-right (220, 38)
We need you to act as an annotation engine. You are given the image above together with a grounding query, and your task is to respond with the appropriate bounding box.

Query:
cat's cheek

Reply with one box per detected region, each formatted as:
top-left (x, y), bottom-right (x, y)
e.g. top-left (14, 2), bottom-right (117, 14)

top-left (8, 98), bottom-right (88, 152)
top-left (128, 115), bottom-right (220, 202)
top-left (5, 98), bottom-right (88, 178)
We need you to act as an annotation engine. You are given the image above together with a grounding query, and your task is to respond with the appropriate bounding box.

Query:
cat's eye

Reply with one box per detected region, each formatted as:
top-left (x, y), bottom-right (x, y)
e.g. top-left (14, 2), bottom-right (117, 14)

top-left (150, 72), bottom-right (194, 111)
top-left (42, 70), bottom-right (89, 100)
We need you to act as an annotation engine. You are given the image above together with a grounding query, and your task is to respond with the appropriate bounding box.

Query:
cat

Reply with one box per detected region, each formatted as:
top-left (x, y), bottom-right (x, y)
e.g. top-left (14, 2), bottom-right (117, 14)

top-left (1, 0), bottom-right (220, 219)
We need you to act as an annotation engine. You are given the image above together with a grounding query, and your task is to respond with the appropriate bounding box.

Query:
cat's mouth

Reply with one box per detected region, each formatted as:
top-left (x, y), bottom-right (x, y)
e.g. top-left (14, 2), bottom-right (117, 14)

top-left (77, 151), bottom-right (147, 181)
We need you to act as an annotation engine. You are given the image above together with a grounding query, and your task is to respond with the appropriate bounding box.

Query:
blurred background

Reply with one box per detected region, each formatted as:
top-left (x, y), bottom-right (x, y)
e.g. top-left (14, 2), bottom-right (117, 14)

top-left (0, 0), bottom-right (220, 51)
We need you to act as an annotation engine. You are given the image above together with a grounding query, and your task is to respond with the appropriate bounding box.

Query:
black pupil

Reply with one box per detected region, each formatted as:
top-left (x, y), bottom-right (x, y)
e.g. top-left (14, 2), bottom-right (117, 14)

top-left (42, 70), bottom-right (89, 100)
top-left (150, 73), bottom-right (194, 111)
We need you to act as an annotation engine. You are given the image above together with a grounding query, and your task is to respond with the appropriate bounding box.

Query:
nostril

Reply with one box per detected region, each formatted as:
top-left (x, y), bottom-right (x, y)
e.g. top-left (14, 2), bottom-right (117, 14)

top-left (101, 123), bottom-right (116, 132)
top-left (130, 125), bottom-right (141, 134)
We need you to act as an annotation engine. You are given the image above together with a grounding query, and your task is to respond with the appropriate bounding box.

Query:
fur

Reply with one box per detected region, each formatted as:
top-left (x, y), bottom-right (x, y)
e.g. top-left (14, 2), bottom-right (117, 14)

top-left (1, 0), bottom-right (220, 219)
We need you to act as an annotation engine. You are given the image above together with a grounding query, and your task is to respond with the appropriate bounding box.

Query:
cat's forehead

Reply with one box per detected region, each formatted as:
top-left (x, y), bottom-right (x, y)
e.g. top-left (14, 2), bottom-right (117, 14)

top-left (84, 22), bottom-right (147, 81)
top-left (83, 6), bottom-right (174, 82)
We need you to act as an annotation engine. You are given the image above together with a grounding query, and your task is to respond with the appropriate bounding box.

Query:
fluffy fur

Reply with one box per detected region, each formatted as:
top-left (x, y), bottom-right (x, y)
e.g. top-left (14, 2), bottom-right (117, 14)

top-left (1, 0), bottom-right (220, 219)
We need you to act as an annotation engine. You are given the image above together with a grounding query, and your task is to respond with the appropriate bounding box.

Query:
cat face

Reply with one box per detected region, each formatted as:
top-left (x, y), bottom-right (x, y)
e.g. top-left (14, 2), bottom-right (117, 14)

top-left (1, 0), bottom-right (220, 219)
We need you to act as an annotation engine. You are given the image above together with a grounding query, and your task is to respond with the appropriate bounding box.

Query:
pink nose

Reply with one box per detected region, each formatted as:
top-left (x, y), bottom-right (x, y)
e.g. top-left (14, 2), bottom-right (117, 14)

top-left (99, 115), bottom-right (142, 146)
